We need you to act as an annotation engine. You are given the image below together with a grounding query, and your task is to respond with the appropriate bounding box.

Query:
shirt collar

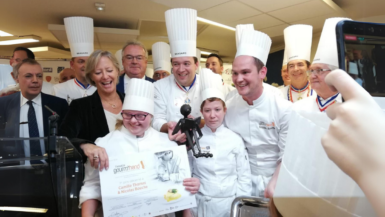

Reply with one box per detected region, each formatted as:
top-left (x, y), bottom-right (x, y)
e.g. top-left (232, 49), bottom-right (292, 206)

top-left (20, 93), bottom-right (42, 107)
top-left (124, 74), bottom-right (145, 83)
top-left (250, 89), bottom-right (266, 107)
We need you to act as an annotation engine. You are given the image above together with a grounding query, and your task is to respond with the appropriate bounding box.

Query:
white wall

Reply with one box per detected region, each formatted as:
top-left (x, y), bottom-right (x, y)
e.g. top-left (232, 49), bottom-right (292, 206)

top-left (0, 58), bottom-right (70, 84)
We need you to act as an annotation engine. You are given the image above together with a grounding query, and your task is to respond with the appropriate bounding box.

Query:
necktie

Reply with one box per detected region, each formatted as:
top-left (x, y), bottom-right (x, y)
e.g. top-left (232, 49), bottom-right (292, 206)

top-left (27, 101), bottom-right (42, 161)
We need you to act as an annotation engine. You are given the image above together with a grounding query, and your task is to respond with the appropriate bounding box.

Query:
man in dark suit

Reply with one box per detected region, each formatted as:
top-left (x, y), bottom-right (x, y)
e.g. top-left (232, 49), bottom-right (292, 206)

top-left (0, 59), bottom-right (68, 161)
top-left (116, 40), bottom-right (154, 93)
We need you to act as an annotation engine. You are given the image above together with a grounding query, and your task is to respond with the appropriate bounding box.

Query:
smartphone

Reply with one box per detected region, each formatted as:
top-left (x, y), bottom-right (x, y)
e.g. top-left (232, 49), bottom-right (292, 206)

top-left (336, 20), bottom-right (385, 97)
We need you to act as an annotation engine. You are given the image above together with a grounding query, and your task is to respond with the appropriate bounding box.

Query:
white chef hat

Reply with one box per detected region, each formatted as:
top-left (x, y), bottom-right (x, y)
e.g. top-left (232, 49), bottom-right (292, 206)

top-left (196, 48), bottom-right (201, 63)
top-left (235, 24), bottom-right (254, 49)
top-left (122, 79), bottom-right (154, 115)
top-left (152, 42), bottom-right (171, 73)
top-left (282, 48), bottom-right (288, 66)
top-left (200, 68), bottom-right (225, 103)
top-left (64, 17), bottom-right (94, 57)
top-left (313, 17), bottom-right (352, 67)
top-left (284, 24), bottom-right (313, 63)
top-left (235, 29), bottom-right (272, 65)
top-left (115, 49), bottom-right (123, 71)
top-left (165, 8), bottom-right (197, 58)
top-left (349, 62), bottom-right (359, 75)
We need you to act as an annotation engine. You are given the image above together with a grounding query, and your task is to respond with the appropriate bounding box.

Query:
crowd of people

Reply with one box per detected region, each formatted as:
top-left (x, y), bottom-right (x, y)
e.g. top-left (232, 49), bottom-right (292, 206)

top-left (0, 8), bottom-right (384, 217)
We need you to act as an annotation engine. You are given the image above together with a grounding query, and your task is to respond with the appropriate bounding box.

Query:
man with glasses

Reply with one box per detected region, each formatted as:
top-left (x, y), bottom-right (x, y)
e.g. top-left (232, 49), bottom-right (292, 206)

top-left (116, 41), bottom-right (155, 94)
top-left (152, 42), bottom-right (171, 81)
top-left (292, 18), bottom-right (351, 113)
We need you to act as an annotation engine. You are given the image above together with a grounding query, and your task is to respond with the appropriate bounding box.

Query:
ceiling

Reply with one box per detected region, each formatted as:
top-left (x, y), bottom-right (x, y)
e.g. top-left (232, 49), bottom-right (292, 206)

top-left (0, 0), bottom-right (384, 62)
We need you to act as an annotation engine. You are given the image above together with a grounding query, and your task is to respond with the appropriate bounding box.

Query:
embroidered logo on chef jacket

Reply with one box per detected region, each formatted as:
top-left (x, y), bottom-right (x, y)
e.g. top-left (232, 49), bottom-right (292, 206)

top-left (259, 121), bottom-right (275, 130)
top-left (200, 146), bottom-right (211, 153)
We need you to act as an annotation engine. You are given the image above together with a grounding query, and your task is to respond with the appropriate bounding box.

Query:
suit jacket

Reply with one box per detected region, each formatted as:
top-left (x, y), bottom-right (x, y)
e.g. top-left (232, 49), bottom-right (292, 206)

top-left (0, 92), bottom-right (68, 160)
top-left (0, 92), bottom-right (69, 138)
top-left (59, 90), bottom-right (125, 162)
top-left (116, 74), bottom-right (155, 93)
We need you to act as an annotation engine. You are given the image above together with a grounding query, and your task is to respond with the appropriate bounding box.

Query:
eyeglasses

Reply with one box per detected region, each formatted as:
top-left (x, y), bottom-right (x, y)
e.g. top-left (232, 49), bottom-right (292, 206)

top-left (154, 72), bottom-right (169, 78)
top-left (307, 68), bottom-right (331, 75)
top-left (125, 55), bottom-right (145, 62)
top-left (121, 112), bottom-right (149, 121)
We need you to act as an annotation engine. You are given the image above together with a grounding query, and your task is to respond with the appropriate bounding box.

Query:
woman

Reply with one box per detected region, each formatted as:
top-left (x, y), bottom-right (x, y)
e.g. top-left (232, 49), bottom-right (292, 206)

top-left (59, 50), bottom-right (123, 170)
top-left (188, 69), bottom-right (251, 217)
top-left (80, 78), bottom-right (200, 217)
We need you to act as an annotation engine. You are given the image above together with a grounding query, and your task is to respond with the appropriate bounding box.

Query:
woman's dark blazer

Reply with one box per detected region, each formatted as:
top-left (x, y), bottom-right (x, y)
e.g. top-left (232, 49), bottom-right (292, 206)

top-left (59, 90), bottom-right (124, 162)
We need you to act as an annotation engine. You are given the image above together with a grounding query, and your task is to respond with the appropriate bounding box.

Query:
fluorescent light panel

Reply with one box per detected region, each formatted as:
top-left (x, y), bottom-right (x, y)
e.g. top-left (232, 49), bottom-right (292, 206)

top-left (0, 30), bottom-right (13, 37)
top-left (0, 206), bottom-right (48, 213)
top-left (29, 46), bottom-right (49, 52)
top-left (197, 17), bottom-right (236, 31)
top-left (0, 38), bottom-right (39, 45)
top-left (200, 51), bottom-right (212, 55)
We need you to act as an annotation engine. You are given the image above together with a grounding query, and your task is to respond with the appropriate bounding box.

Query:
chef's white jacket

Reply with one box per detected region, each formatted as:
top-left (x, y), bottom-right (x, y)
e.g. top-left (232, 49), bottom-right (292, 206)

top-left (223, 83), bottom-right (235, 97)
top-left (224, 89), bottom-right (292, 197)
top-left (79, 126), bottom-right (177, 207)
top-left (263, 82), bottom-right (283, 98)
top-left (189, 125), bottom-right (251, 217)
top-left (52, 78), bottom-right (96, 104)
top-left (153, 74), bottom-right (203, 131)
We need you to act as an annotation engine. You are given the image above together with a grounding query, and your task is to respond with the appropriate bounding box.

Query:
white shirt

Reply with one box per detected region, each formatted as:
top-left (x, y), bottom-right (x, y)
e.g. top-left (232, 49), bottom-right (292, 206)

top-left (153, 74), bottom-right (202, 131)
top-left (281, 83), bottom-right (316, 103)
top-left (41, 82), bottom-right (53, 95)
top-left (19, 93), bottom-right (45, 158)
top-left (79, 126), bottom-right (177, 206)
top-left (223, 83), bottom-right (235, 97)
top-left (263, 82), bottom-right (283, 98)
top-left (0, 64), bottom-right (14, 90)
top-left (52, 78), bottom-right (97, 104)
top-left (123, 74), bottom-right (145, 93)
top-left (103, 109), bottom-right (123, 132)
top-left (224, 89), bottom-right (292, 196)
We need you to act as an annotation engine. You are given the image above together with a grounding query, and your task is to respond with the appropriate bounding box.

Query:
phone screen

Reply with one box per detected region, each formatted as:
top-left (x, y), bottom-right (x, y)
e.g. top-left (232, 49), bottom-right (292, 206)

top-left (337, 21), bottom-right (385, 97)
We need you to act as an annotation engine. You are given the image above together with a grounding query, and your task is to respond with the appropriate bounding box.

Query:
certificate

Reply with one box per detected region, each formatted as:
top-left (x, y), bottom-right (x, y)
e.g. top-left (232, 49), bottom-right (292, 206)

top-left (99, 145), bottom-right (197, 216)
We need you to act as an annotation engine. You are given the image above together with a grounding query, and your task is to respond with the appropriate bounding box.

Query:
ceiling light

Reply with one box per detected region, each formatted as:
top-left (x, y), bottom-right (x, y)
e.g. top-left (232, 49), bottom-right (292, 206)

top-left (200, 58), bottom-right (207, 62)
top-left (0, 206), bottom-right (48, 213)
top-left (0, 30), bottom-right (13, 37)
top-left (29, 46), bottom-right (49, 52)
top-left (95, 3), bottom-right (105, 11)
top-left (197, 17), bottom-right (235, 31)
top-left (0, 35), bottom-right (40, 45)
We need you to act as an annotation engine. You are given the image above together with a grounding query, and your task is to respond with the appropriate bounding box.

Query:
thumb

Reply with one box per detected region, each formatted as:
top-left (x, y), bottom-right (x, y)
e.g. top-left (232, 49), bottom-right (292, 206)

top-left (325, 102), bottom-right (342, 120)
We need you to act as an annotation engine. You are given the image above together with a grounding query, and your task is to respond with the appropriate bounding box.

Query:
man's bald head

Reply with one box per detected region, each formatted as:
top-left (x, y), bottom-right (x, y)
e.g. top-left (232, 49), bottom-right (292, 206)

top-left (59, 68), bottom-right (76, 83)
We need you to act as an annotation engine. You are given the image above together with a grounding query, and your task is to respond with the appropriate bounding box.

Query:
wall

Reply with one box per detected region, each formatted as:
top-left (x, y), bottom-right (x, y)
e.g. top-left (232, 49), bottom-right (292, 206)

top-left (0, 58), bottom-right (70, 84)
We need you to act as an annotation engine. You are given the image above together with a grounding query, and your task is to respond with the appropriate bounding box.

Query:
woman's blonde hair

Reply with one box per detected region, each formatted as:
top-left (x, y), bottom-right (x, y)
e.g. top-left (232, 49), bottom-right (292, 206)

top-left (85, 50), bottom-right (120, 86)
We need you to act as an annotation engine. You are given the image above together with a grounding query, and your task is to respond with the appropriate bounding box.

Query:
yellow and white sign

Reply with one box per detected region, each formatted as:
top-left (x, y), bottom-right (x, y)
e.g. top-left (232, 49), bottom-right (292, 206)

top-left (99, 145), bottom-right (196, 216)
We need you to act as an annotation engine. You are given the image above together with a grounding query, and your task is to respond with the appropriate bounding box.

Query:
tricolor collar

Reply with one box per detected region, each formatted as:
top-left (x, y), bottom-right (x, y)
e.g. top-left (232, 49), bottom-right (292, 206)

top-left (290, 81), bottom-right (309, 93)
top-left (74, 78), bottom-right (91, 90)
top-left (175, 75), bottom-right (197, 92)
top-left (316, 93), bottom-right (339, 112)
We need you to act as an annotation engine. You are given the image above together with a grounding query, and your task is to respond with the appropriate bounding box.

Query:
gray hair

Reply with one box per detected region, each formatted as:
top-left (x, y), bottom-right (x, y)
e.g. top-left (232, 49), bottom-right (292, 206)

top-left (13, 59), bottom-right (41, 78)
top-left (121, 40), bottom-right (148, 59)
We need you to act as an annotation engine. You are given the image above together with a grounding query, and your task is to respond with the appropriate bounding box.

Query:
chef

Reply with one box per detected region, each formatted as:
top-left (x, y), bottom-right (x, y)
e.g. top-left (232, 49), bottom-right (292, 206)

top-left (205, 53), bottom-right (235, 96)
top-left (152, 42), bottom-right (171, 81)
top-left (79, 79), bottom-right (200, 217)
top-left (277, 49), bottom-right (290, 92)
top-left (273, 18), bottom-right (377, 217)
top-left (225, 29), bottom-right (292, 198)
top-left (293, 18), bottom-right (352, 112)
top-left (190, 69), bottom-right (251, 217)
top-left (281, 24), bottom-right (316, 103)
top-left (154, 8), bottom-right (220, 135)
top-left (52, 16), bottom-right (96, 104)
top-left (235, 24), bottom-right (283, 97)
